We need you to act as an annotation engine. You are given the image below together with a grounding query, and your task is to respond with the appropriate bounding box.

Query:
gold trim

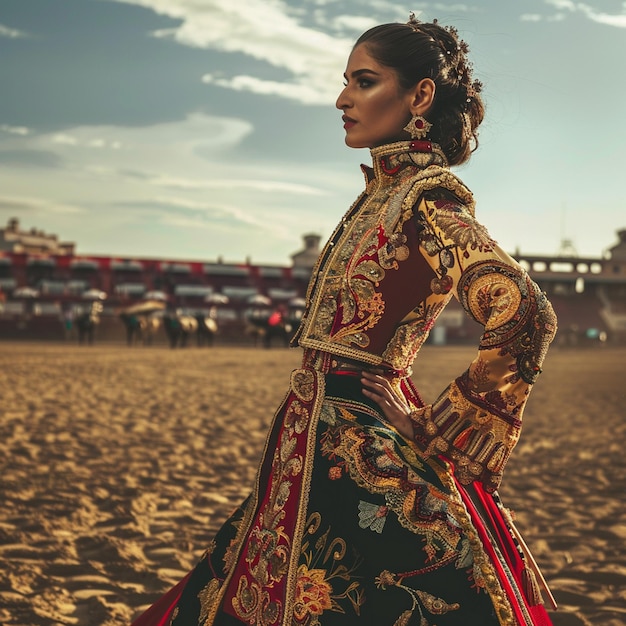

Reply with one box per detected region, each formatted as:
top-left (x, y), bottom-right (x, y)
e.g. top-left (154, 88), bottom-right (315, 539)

top-left (436, 466), bottom-right (517, 626)
top-left (203, 387), bottom-right (293, 625)
top-left (282, 370), bottom-right (326, 625)
top-left (295, 167), bottom-right (474, 366)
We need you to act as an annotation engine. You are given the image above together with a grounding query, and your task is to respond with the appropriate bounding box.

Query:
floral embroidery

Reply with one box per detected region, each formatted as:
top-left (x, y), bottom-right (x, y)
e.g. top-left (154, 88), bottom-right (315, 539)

top-left (285, 400), bottom-right (309, 435)
top-left (295, 154), bottom-right (474, 367)
top-left (232, 575), bottom-right (280, 625)
top-left (291, 369), bottom-right (315, 403)
top-left (227, 372), bottom-right (325, 625)
top-left (293, 513), bottom-right (365, 624)
top-left (328, 466), bottom-right (342, 480)
top-left (382, 300), bottom-right (445, 367)
top-left (293, 565), bottom-right (333, 622)
top-left (321, 416), bottom-right (465, 561)
top-left (197, 580), bottom-right (219, 625)
top-left (357, 500), bottom-right (389, 533)
top-left (378, 232), bottom-right (409, 270)
top-left (329, 226), bottom-right (387, 348)
top-left (375, 568), bottom-right (461, 625)
top-left (424, 198), bottom-right (496, 257)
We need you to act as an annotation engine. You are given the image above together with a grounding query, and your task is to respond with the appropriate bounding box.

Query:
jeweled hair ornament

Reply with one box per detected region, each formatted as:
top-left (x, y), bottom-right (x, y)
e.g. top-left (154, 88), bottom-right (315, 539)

top-left (406, 13), bottom-right (483, 112)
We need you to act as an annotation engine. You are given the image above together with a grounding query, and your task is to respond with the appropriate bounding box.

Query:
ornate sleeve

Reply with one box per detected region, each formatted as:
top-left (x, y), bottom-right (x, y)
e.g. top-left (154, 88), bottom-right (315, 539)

top-left (410, 195), bottom-right (557, 493)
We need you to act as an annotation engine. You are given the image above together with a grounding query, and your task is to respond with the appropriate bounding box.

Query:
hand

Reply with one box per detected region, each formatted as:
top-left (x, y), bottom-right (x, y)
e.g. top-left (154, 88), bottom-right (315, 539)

top-left (360, 371), bottom-right (414, 439)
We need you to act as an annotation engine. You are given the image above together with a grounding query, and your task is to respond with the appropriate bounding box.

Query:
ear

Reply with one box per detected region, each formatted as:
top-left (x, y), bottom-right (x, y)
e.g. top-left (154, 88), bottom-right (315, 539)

top-left (408, 78), bottom-right (436, 116)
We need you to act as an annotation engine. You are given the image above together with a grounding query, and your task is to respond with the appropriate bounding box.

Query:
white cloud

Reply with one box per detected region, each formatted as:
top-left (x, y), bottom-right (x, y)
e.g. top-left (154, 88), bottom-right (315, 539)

top-left (537, 1), bottom-right (626, 28)
top-left (106, 0), bottom-right (352, 105)
top-left (150, 195), bottom-right (275, 230)
top-left (0, 23), bottom-right (29, 38)
top-left (0, 124), bottom-right (30, 136)
top-left (51, 133), bottom-right (123, 149)
top-left (149, 174), bottom-right (325, 196)
top-left (545, 0), bottom-right (576, 10)
top-left (52, 133), bottom-right (79, 146)
top-left (520, 13), bottom-right (543, 21)
top-left (579, 4), bottom-right (626, 27)
top-left (330, 15), bottom-right (378, 33)
top-left (202, 73), bottom-right (332, 105)
top-left (0, 195), bottom-right (85, 214)
top-left (430, 3), bottom-right (480, 11)
top-left (0, 112), bottom-right (345, 260)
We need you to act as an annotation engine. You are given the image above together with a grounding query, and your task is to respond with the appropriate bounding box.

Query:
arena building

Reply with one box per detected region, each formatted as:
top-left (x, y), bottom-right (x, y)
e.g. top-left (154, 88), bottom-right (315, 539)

top-left (0, 218), bottom-right (624, 345)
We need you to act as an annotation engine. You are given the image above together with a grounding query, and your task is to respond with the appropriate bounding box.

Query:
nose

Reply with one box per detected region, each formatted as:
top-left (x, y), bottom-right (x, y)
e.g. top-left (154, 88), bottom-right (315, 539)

top-left (336, 85), bottom-right (350, 111)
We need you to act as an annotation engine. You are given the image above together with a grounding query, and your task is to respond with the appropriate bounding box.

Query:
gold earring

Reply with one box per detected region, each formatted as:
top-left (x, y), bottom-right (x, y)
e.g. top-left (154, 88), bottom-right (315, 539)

top-left (403, 114), bottom-right (432, 139)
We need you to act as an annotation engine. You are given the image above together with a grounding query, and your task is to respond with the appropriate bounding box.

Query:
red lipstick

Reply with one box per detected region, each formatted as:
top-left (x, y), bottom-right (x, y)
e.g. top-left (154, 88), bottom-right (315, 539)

top-left (342, 115), bottom-right (356, 130)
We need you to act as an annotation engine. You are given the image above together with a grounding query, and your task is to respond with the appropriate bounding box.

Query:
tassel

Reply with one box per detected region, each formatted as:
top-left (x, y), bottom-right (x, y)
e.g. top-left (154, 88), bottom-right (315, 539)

top-left (453, 427), bottom-right (472, 448)
top-left (521, 567), bottom-right (543, 607)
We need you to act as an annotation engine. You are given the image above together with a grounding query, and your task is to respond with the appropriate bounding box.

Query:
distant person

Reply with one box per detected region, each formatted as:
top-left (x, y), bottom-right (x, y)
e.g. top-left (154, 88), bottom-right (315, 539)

top-left (267, 307), bottom-right (283, 327)
top-left (60, 303), bottom-right (73, 341)
top-left (132, 15), bottom-right (557, 626)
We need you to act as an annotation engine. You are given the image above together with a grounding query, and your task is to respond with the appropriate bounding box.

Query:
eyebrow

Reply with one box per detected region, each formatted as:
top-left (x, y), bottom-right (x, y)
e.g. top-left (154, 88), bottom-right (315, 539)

top-left (343, 68), bottom-right (380, 80)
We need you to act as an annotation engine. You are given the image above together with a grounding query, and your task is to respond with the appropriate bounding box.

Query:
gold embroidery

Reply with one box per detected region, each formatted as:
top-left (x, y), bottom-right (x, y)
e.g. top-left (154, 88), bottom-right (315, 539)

top-left (470, 273), bottom-right (523, 329)
top-left (324, 225), bottom-right (388, 349)
top-left (437, 466), bottom-right (518, 625)
top-left (166, 606), bottom-right (179, 626)
top-left (197, 579), bottom-right (219, 625)
top-left (291, 369), bottom-right (315, 403)
top-left (283, 371), bottom-right (327, 625)
top-left (425, 201), bottom-right (495, 253)
top-left (293, 513), bottom-right (365, 623)
top-left (296, 151), bottom-right (474, 369)
top-left (375, 567), bottom-right (460, 625)
top-left (232, 575), bottom-right (280, 625)
top-left (393, 609), bottom-right (412, 626)
top-left (416, 589), bottom-right (460, 614)
top-left (293, 564), bottom-right (333, 622)
top-left (227, 370), bottom-right (325, 625)
top-left (457, 261), bottom-right (557, 385)
top-left (285, 400), bottom-right (310, 435)
top-left (222, 537), bottom-right (240, 574)
top-left (230, 410), bottom-right (301, 622)
top-left (378, 232), bottom-right (409, 269)
top-left (328, 420), bottom-right (461, 559)
top-left (411, 380), bottom-right (521, 489)
top-left (382, 299), bottom-right (446, 368)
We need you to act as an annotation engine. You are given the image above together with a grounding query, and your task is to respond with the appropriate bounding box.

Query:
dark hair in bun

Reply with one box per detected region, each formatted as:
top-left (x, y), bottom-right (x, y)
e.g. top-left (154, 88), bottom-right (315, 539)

top-left (355, 17), bottom-right (484, 166)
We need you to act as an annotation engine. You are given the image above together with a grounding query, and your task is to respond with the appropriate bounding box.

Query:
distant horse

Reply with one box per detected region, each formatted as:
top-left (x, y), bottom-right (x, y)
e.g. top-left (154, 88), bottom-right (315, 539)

top-left (195, 313), bottom-right (218, 347)
top-left (75, 301), bottom-right (103, 345)
top-left (119, 312), bottom-right (161, 346)
top-left (162, 312), bottom-right (198, 348)
top-left (245, 310), bottom-right (294, 348)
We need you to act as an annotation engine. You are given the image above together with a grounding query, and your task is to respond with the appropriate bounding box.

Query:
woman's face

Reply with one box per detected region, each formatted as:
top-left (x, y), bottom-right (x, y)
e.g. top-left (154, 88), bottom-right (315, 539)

top-left (336, 44), bottom-right (413, 149)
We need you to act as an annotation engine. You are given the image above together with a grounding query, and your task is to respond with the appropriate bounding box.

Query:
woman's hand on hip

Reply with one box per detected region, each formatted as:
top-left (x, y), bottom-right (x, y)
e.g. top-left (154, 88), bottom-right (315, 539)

top-left (360, 371), bottom-right (414, 439)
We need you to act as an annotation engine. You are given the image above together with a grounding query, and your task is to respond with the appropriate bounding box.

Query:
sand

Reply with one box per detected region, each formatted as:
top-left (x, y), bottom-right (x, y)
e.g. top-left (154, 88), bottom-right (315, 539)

top-left (0, 342), bottom-right (624, 626)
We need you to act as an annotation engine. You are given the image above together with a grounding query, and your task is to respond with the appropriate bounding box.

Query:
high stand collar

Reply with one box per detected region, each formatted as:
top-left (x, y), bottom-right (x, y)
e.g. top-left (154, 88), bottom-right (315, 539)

top-left (362, 140), bottom-right (449, 185)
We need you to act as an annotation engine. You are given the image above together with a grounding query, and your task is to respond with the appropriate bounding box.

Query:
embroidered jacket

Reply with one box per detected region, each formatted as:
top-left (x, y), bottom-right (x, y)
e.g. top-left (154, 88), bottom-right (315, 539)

top-left (292, 140), bottom-right (557, 492)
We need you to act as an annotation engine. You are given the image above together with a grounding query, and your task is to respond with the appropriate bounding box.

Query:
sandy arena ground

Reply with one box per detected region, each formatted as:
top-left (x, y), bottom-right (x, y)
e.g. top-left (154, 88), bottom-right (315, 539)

top-left (0, 342), bottom-right (624, 626)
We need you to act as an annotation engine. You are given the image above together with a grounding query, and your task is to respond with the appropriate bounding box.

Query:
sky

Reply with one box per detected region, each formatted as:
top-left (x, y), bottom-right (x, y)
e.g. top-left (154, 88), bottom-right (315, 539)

top-left (0, 0), bottom-right (625, 266)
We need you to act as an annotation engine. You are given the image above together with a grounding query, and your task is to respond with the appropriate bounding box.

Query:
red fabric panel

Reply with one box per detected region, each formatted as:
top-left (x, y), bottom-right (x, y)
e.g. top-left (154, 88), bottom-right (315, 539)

top-left (455, 479), bottom-right (553, 625)
top-left (131, 572), bottom-right (192, 626)
top-left (454, 479), bottom-right (531, 625)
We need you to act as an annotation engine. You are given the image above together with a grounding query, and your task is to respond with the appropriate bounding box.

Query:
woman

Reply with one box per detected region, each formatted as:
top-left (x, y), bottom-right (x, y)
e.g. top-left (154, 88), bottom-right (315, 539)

top-left (132, 15), bottom-right (557, 626)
